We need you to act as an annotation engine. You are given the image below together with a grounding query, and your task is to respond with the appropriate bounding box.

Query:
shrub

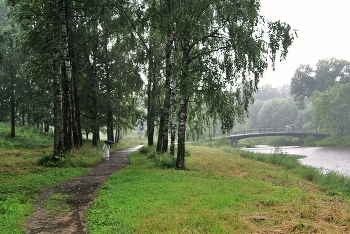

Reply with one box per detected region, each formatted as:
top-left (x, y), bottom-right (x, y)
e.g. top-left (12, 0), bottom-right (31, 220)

top-left (139, 146), bottom-right (151, 154)
top-left (154, 153), bottom-right (176, 168)
top-left (38, 152), bottom-right (66, 167)
top-left (147, 150), bottom-right (157, 159)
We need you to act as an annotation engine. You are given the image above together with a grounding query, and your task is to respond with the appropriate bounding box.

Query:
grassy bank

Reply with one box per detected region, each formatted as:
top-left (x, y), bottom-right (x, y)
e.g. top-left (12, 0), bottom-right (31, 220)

top-left (0, 122), bottom-right (143, 233)
top-left (87, 144), bottom-right (350, 233)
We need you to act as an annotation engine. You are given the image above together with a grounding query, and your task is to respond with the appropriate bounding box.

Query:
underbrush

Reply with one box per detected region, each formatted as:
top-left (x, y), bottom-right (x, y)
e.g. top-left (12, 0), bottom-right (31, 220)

top-left (138, 145), bottom-right (191, 169)
top-left (139, 146), bottom-right (176, 168)
top-left (37, 145), bottom-right (103, 168)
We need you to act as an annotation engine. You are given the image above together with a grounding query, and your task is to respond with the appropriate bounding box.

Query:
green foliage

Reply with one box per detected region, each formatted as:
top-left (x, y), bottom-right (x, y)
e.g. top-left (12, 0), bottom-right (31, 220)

top-left (141, 146), bottom-right (177, 168)
top-left (294, 102), bottom-right (313, 129)
top-left (37, 152), bottom-right (66, 167)
top-left (138, 145), bottom-right (152, 155)
top-left (312, 84), bottom-right (350, 135)
top-left (154, 153), bottom-right (176, 168)
top-left (290, 64), bottom-right (315, 109)
top-left (315, 58), bottom-right (350, 92)
top-left (290, 58), bottom-right (350, 110)
top-left (318, 172), bottom-right (350, 196)
top-left (257, 98), bottom-right (298, 128)
top-left (304, 135), bottom-right (350, 147)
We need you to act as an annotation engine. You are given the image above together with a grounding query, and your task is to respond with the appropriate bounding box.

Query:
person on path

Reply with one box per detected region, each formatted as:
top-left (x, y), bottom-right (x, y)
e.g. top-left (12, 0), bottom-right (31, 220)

top-left (102, 142), bottom-right (110, 159)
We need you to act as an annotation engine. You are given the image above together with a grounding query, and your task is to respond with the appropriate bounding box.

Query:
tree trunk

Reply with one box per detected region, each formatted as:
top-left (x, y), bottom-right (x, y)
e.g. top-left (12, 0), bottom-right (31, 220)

top-left (103, 36), bottom-right (114, 142)
top-left (170, 75), bottom-right (177, 156)
top-left (91, 56), bottom-right (99, 147)
top-left (90, 20), bottom-right (99, 148)
top-left (69, 20), bottom-right (82, 148)
top-left (52, 0), bottom-right (64, 156)
top-left (146, 56), bottom-right (156, 146)
top-left (10, 92), bottom-right (15, 138)
top-left (72, 71), bottom-right (82, 147)
top-left (156, 108), bottom-right (164, 152)
top-left (176, 96), bottom-right (187, 169)
top-left (170, 37), bottom-right (178, 156)
top-left (161, 33), bottom-right (173, 153)
top-left (10, 63), bottom-right (15, 138)
top-left (176, 42), bottom-right (190, 169)
top-left (61, 0), bottom-right (73, 152)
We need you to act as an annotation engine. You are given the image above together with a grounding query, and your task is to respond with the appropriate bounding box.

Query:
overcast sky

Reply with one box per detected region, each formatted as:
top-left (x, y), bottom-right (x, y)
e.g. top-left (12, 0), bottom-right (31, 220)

top-left (259, 0), bottom-right (350, 87)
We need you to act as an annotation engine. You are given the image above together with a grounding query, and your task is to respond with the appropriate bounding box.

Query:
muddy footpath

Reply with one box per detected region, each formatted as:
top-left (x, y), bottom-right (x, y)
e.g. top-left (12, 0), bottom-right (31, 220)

top-left (25, 146), bottom-right (142, 234)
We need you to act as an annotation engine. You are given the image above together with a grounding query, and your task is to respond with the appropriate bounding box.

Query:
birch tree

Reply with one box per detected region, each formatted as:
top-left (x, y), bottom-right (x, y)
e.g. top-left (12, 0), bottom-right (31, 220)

top-left (163, 0), bottom-right (296, 169)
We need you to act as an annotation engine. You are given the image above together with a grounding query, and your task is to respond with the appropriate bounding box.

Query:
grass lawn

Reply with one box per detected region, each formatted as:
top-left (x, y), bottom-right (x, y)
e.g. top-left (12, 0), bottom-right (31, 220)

top-left (87, 145), bottom-right (350, 233)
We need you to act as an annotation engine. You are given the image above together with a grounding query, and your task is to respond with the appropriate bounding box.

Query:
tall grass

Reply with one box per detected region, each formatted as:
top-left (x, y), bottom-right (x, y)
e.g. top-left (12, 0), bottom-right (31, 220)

top-left (191, 138), bottom-right (350, 199)
top-left (212, 140), bottom-right (350, 199)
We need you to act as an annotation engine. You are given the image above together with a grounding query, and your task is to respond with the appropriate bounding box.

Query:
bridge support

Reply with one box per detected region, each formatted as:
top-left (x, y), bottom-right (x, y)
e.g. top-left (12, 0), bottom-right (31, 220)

top-left (230, 140), bottom-right (238, 147)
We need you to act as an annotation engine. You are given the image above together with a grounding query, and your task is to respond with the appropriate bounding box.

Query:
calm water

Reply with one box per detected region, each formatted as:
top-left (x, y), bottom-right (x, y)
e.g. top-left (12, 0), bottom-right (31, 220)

top-left (244, 146), bottom-right (350, 176)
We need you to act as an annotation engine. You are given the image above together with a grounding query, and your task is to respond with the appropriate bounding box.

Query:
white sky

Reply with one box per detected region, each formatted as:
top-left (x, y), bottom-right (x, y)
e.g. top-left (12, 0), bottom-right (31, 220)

top-left (260, 0), bottom-right (350, 87)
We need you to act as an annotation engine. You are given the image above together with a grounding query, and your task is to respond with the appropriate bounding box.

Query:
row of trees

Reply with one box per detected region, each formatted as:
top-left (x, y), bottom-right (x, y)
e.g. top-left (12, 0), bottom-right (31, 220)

top-left (1, 0), bottom-right (144, 154)
top-left (0, 0), bottom-right (295, 169)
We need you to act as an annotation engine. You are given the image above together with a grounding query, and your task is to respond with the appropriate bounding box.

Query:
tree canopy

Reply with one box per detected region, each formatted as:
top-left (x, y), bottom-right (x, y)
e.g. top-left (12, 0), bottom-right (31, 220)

top-left (291, 58), bottom-right (350, 109)
top-left (312, 84), bottom-right (350, 135)
top-left (2, 0), bottom-right (296, 169)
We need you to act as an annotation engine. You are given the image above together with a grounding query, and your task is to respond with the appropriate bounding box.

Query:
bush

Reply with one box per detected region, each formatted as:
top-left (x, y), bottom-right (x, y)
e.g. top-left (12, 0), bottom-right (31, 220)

top-left (139, 146), bottom-right (152, 154)
top-left (38, 152), bottom-right (66, 167)
top-left (147, 150), bottom-right (157, 159)
top-left (154, 153), bottom-right (176, 168)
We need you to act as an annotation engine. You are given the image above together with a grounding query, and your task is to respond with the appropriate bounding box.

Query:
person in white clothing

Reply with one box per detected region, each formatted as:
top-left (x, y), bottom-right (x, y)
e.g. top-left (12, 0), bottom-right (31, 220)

top-left (102, 142), bottom-right (110, 159)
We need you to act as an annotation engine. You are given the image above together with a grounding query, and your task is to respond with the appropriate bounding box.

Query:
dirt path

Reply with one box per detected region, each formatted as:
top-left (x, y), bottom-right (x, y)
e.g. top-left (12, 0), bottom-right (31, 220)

top-left (25, 146), bottom-right (142, 234)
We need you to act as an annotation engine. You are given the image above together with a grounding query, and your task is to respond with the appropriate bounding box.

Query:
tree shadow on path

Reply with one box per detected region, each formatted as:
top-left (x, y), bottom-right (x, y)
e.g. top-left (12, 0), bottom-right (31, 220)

top-left (25, 146), bottom-right (143, 234)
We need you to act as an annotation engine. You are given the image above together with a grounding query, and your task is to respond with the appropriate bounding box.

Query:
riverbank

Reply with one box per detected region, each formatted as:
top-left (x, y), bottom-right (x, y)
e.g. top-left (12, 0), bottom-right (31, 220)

top-left (237, 135), bottom-right (350, 148)
top-left (86, 145), bottom-right (350, 233)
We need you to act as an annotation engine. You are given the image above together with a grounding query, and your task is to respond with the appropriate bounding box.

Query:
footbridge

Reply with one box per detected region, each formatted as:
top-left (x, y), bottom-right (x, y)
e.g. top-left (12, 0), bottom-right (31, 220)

top-left (228, 128), bottom-right (329, 146)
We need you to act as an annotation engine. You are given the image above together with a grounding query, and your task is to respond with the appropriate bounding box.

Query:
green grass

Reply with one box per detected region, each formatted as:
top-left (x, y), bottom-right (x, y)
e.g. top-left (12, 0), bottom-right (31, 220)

top-left (0, 122), bottom-right (53, 148)
top-left (87, 145), bottom-right (350, 233)
top-left (0, 122), bottom-right (144, 233)
top-left (2, 121), bottom-right (350, 233)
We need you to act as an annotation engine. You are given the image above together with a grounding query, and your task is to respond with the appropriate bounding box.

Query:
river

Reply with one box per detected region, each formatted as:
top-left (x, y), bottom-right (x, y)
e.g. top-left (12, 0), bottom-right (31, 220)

top-left (244, 146), bottom-right (350, 177)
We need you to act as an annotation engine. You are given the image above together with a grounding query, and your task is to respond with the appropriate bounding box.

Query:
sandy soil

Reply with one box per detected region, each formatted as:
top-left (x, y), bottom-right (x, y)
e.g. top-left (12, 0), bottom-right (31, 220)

top-left (25, 146), bottom-right (142, 234)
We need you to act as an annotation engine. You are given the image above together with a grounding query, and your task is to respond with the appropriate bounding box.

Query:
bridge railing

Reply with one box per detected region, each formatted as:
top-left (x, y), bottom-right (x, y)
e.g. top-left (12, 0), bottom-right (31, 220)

top-left (230, 128), bottom-right (324, 136)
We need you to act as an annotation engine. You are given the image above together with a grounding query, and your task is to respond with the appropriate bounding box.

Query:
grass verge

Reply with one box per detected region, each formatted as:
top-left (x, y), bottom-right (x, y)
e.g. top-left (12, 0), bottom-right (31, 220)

top-left (87, 145), bottom-right (350, 233)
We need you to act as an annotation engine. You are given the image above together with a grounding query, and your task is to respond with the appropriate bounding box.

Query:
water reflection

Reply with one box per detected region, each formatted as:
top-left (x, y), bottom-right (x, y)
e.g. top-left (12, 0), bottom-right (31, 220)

top-left (244, 146), bottom-right (350, 177)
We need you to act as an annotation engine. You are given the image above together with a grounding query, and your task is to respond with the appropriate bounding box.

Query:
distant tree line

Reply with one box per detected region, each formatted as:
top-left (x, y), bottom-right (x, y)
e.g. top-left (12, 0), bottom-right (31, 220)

top-left (236, 58), bottom-right (350, 136)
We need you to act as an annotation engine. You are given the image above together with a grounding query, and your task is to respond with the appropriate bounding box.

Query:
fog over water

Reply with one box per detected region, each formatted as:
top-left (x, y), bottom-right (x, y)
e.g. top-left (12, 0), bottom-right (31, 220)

top-left (244, 146), bottom-right (350, 177)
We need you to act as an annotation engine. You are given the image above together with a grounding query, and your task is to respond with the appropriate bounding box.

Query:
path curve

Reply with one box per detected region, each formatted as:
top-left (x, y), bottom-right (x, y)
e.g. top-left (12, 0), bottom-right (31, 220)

top-left (25, 146), bottom-right (142, 234)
